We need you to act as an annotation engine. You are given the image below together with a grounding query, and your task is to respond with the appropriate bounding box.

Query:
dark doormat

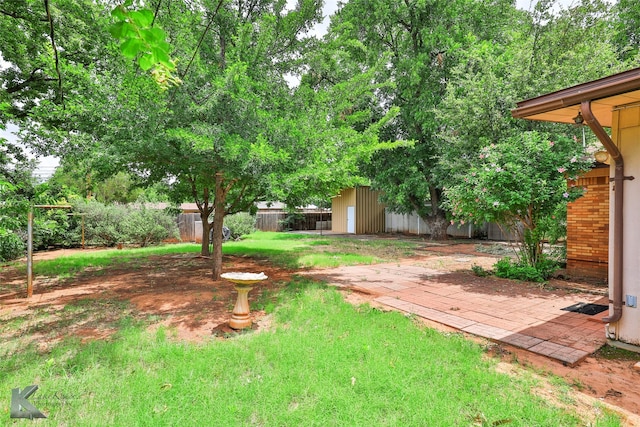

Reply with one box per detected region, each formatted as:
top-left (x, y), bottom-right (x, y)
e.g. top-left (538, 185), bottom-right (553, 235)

top-left (561, 302), bottom-right (608, 316)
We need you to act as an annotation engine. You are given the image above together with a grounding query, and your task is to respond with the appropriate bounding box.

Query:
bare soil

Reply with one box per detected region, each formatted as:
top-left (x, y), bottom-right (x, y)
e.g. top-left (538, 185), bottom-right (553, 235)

top-left (1, 242), bottom-right (639, 422)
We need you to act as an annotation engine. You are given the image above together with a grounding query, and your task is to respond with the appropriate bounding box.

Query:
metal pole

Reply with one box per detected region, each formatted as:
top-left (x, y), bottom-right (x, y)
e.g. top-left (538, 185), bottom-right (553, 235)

top-left (27, 208), bottom-right (33, 298)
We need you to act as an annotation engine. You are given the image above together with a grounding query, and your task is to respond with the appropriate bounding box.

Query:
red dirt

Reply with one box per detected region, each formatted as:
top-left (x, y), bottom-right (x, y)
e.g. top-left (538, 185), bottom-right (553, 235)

top-left (1, 243), bottom-right (639, 421)
top-left (1, 252), bottom-right (292, 343)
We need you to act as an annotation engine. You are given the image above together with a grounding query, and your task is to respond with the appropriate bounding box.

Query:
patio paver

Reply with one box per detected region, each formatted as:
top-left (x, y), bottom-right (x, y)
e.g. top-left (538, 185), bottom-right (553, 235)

top-left (308, 260), bottom-right (608, 366)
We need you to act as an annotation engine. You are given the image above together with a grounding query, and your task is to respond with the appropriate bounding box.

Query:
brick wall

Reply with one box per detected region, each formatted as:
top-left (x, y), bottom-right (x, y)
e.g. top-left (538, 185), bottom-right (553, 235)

top-left (566, 166), bottom-right (609, 279)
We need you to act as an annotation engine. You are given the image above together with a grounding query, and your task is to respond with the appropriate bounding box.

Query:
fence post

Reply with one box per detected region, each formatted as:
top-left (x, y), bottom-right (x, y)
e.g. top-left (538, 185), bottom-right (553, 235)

top-left (27, 208), bottom-right (33, 298)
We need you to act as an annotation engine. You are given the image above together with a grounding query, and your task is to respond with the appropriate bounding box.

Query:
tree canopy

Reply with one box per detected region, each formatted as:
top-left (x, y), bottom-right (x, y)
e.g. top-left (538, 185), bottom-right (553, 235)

top-left (1, 0), bottom-right (638, 275)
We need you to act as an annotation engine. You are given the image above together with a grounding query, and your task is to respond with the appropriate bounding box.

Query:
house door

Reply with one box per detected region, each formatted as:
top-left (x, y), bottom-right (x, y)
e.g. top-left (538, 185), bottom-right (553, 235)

top-left (347, 206), bottom-right (355, 233)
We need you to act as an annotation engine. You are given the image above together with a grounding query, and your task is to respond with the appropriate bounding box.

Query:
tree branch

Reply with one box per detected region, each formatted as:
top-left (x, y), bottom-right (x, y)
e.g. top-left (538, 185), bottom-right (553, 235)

top-left (43, 0), bottom-right (64, 106)
top-left (180, 0), bottom-right (225, 81)
top-left (151, 0), bottom-right (162, 27)
top-left (165, 0), bottom-right (225, 108)
top-left (0, 9), bottom-right (47, 21)
top-left (5, 68), bottom-right (58, 94)
top-left (225, 182), bottom-right (250, 214)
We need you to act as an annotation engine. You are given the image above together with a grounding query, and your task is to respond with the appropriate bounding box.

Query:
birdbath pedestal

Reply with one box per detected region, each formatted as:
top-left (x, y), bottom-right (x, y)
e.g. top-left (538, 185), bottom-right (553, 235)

top-left (221, 272), bottom-right (268, 330)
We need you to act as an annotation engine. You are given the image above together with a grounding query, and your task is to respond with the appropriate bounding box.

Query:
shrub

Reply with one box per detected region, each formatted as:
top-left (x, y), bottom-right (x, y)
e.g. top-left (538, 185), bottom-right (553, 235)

top-left (74, 201), bottom-right (179, 247)
top-left (224, 212), bottom-right (256, 240)
top-left (0, 229), bottom-right (25, 262)
top-left (123, 206), bottom-right (179, 247)
top-left (493, 256), bottom-right (558, 283)
top-left (73, 201), bottom-right (128, 246)
top-left (535, 257), bottom-right (560, 280)
top-left (32, 209), bottom-right (78, 250)
top-left (471, 264), bottom-right (490, 277)
top-left (445, 132), bottom-right (592, 270)
top-left (279, 211), bottom-right (305, 231)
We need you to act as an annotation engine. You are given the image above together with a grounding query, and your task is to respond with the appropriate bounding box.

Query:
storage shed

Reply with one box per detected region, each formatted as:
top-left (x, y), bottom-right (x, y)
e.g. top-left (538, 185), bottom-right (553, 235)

top-left (331, 187), bottom-right (385, 234)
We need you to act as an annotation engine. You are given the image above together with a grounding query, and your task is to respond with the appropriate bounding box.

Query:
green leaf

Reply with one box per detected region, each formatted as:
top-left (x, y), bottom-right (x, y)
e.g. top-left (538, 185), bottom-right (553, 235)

top-left (109, 21), bottom-right (125, 38)
top-left (152, 46), bottom-right (171, 67)
top-left (139, 28), bottom-right (155, 43)
top-left (138, 53), bottom-right (156, 71)
top-left (130, 9), bottom-right (154, 28)
top-left (110, 6), bottom-right (127, 21)
top-left (140, 27), bottom-right (166, 44)
top-left (120, 38), bottom-right (143, 59)
top-left (118, 22), bottom-right (137, 38)
top-left (149, 27), bottom-right (166, 42)
top-left (157, 41), bottom-right (171, 53)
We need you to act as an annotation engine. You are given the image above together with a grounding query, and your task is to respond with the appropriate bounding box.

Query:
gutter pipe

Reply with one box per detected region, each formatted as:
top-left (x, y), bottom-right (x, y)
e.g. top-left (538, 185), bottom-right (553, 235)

top-left (581, 101), bottom-right (624, 324)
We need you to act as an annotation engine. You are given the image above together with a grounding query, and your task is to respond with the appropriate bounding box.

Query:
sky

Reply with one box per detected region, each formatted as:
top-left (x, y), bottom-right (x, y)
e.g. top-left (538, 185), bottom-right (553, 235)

top-left (0, 0), bottom-right (609, 180)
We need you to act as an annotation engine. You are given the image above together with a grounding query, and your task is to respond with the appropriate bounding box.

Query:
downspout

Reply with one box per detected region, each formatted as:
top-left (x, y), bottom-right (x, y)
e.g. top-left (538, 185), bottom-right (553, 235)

top-left (580, 101), bottom-right (624, 324)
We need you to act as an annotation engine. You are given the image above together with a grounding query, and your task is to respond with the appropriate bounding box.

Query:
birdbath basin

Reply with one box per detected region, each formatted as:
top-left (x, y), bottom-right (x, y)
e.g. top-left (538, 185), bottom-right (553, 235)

top-left (221, 272), bottom-right (268, 330)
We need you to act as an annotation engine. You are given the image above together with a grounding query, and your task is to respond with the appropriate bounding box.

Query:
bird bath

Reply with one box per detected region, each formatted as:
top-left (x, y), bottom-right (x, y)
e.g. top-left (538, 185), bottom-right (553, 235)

top-left (221, 272), bottom-right (268, 330)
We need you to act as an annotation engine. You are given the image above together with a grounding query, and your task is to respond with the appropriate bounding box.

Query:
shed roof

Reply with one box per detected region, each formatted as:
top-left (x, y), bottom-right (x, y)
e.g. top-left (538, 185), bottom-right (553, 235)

top-left (511, 67), bottom-right (640, 127)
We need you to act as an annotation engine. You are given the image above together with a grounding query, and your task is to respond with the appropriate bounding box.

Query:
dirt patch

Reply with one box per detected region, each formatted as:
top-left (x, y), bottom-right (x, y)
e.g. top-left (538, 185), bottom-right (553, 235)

top-left (485, 343), bottom-right (640, 424)
top-left (1, 243), bottom-right (638, 420)
top-left (1, 253), bottom-right (292, 347)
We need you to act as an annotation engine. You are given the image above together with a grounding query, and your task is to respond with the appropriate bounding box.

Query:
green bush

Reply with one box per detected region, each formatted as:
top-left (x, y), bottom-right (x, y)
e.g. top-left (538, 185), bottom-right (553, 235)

top-left (74, 201), bottom-right (179, 247)
top-left (493, 256), bottom-right (558, 283)
top-left (123, 206), bottom-right (179, 247)
top-left (279, 211), bottom-right (304, 231)
top-left (535, 257), bottom-right (560, 280)
top-left (0, 229), bottom-right (25, 262)
top-left (224, 212), bottom-right (256, 240)
top-left (471, 264), bottom-right (490, 277)
top-left (32, 209), bottom-right (78, 250)
top-left (73, 201), bottom-right (128, 247)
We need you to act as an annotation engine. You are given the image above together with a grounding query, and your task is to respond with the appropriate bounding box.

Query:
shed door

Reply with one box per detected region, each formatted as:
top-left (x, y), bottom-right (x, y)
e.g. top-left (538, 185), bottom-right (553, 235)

top-left (347, 206), bottom-right (355, 233)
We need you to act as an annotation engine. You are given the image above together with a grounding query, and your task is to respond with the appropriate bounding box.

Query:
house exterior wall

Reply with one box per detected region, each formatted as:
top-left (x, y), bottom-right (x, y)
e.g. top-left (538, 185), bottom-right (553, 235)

top-left (566, 166), bottom-right (609, 279)
top-left (611, 106), bottom-right (640, 346)
top-left (331, 188), bottom-right (357, 233)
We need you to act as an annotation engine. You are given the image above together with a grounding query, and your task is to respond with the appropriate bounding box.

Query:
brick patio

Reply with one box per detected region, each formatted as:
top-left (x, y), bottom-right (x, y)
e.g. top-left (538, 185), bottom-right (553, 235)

top-left (308, 259), bottom-right (608, 366)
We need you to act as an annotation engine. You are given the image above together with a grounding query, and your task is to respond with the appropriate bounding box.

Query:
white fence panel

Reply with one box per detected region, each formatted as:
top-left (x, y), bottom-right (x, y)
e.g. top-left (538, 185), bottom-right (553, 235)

top-left (385, 209), bottom-right (510, 240)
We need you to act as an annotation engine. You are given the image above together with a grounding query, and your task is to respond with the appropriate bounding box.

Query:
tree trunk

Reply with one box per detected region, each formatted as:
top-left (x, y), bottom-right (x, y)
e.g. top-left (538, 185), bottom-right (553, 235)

top-left (190, 178), bottom-right (213, 257)
top-left (425, 185), bottom-right (449, 241)
top-left (200, 213), bottom-right (212, 257)
top-left (425, 211), bottom-right (449, 241)
top-left (211, 173), bottom-right (227, 281)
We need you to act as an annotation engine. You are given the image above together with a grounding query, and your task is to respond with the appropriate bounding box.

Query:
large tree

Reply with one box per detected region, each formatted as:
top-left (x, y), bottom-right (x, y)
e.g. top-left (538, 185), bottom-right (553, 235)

top-left (437, 0), bottom-right (626, 268)
top-left (327, 0), bottom-right (516, 240)
top-left (3, 0), bottom-right (392, 279)
top-left (113, 0), bottom-right (396, 279)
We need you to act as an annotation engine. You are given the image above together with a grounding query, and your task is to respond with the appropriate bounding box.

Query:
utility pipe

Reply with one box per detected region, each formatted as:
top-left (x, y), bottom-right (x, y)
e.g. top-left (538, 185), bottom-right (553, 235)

top-left (581, 101), bottom-right (624, 323)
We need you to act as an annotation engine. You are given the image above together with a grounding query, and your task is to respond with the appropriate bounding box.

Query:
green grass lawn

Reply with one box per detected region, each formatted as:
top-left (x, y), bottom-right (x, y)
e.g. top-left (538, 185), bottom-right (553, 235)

top-left (224, 231), bottom-right (418, 268)
top-left (22, 231), bottom-right (420, 278)
top-left (0, 233), bottom-right (621, 425)
top-left (0, 281), bottom-right (621, 425)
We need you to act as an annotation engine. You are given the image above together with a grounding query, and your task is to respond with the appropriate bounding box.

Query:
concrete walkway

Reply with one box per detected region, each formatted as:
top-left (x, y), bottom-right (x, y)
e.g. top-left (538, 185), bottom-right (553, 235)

top-left (308, 258), bottom-right (608, 366)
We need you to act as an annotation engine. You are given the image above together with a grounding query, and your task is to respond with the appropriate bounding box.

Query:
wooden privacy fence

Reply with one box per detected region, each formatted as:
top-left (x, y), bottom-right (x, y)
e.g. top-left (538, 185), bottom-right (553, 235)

top-left (177, 213), bottom-right (199, 242)
top-left (177, 212), bottom-right (332, 241)
top-left (255, 212), bottom-right (331, 232)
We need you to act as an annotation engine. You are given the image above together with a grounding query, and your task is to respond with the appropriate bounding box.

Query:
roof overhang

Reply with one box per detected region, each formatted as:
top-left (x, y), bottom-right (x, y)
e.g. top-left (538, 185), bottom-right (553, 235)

top-left (511, 67), bottom-right (640, 127)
